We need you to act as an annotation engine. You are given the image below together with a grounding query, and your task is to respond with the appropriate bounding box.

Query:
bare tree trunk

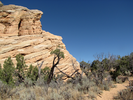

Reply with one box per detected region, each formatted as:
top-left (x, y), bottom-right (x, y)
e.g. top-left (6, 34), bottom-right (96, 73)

top-left (38, 61), bottom-right (44, 79)
top-left (47, 56), bottom-right (60, 84)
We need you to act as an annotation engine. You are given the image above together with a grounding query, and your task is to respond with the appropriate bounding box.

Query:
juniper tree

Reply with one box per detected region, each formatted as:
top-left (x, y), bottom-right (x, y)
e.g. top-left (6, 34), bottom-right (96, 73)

top-left (15, 54), bottom-right (27, 83)
top-left (41, 66), bottom-right (50, 81)
top-left (2, 57), bottom-right (15, 86)
top-left (31, 66), bottom-right (38, 82)
top-left (90, 53), bottom-right (116, 84)
top-left (80, 61), bottom-right (91, 77)
top-left (47, 49), bottom-right (64, 84)
top-left (27, 64), bottom-right (34, 79)
top-left (27, 65), bottom-right (39, 84)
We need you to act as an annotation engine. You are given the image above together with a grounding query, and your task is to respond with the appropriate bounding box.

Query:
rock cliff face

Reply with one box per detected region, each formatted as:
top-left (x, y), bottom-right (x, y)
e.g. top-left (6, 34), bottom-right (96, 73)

top-left (0, 5), bottom-right (42, 36)
top-left (0, 4), bottom-right (81, 75)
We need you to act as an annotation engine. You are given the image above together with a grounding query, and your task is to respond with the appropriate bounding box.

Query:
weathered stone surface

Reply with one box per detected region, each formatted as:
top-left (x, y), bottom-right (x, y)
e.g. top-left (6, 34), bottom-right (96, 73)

top-left (0, 31), bottom-right (81, 75)
top-left (0, 4), bottom-right (43, 36)
top-left (0, 4), bottom-right (81, 77)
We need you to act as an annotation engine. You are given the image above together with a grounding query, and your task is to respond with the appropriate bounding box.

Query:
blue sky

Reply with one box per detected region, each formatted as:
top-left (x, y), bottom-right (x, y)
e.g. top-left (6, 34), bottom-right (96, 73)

top-left (3, 0), bottom-right (133, 63)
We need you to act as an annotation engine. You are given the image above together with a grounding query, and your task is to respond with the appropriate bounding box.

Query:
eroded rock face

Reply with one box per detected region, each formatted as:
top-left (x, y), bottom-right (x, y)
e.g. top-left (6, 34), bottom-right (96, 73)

top-left (0, 4), bottom-right (81, 76)
top-left (0, 30), bottom-right (81, 75)
top-left (0, 5), bottom-right (43, 36)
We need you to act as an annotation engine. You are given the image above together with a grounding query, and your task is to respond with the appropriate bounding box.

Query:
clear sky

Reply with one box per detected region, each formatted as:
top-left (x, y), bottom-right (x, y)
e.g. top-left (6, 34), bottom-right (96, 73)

top-left (3, 0), bottom-right (133, 63)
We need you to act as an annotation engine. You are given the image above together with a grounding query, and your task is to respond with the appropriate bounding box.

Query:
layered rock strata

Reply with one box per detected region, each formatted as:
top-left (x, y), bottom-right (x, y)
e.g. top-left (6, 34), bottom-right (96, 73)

top-left (0, 4), bottom-right (81, 76)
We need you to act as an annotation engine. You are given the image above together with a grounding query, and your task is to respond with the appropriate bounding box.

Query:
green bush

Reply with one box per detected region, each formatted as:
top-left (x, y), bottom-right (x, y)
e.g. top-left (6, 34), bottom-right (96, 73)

top-left (15, 54), bottom-right (28, 83)
top-left (41, 66), bottom-right (50, 81)
top-left (27, 64), bottom-right (34, 79)
top-left (14, 54), bottom-right (28, 86)
top-left (31, 66), bottom-right (38, 82)
top-left (27, 65), bottom-right (39, 84)
top-left (2, 57), bottom-right (15, 86)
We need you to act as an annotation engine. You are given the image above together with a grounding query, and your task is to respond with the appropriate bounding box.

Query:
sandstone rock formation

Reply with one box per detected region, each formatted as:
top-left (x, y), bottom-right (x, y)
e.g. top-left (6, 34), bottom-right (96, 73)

top-left (0, 4), bottom-right (43, 36)
top-left (0, 4), bottom-right (81, 76)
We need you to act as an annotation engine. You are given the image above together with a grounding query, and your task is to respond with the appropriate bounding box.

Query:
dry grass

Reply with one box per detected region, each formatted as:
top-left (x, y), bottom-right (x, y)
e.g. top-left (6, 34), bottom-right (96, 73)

top-left (10, 84), bottom-right (83, 100)
top-left (113, 88), bottom-right (133, 100)
top-left (1, 75), bottom-right (117, 100)
top-left (4, 77), bottom-right (101, 100)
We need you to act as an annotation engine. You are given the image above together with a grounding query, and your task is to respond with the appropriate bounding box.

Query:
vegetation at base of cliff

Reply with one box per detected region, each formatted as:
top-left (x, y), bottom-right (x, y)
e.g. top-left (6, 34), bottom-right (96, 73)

top-left (0, 50), bottom-right (133, 99)
top-left (1, 57), bottom-right (15, 86)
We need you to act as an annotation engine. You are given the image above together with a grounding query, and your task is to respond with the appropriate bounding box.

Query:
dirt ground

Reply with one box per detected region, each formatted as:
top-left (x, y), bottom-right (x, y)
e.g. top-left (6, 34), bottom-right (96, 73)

top-left (96, 77), bottom-right (133, 100)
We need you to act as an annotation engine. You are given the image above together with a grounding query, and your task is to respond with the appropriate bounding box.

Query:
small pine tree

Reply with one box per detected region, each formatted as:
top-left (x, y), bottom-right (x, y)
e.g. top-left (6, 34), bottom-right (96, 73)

top-left (50, 49), bottom-right (65, 58)
top-left (15, 54), bottom-right (27, 83)
top-left (27, 64), bottom-right (34, 78)
top-left (27, 65), bottom-right (38, 82)
top-left (41, 66), bottom-right (50, 81)
top-left (47, 48), bottom-right (65, 84)
top-left (2, 57), bottom-right (15, 86)
top-left (31, 66), bottom-right (38, 81)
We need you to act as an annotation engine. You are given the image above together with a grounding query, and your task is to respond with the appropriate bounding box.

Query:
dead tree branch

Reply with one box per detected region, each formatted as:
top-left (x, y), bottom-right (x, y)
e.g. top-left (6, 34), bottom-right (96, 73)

top-left (47, 55), bottom-right (61, 84)
top-left (55, 66), bottom-right (77, 80)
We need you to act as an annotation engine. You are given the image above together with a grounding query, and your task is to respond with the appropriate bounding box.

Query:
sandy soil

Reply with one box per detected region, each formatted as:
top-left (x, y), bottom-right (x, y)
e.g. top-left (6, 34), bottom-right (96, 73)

top-left (96, 77), bottom-right (133, 100)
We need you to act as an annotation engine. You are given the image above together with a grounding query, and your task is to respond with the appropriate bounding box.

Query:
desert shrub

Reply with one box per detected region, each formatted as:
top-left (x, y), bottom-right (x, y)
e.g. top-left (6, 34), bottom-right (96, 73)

top-left (129, 80), bottom-right (133, 86)
top-left (30, 66), bottom-right (38, 82)
top-left (26, 64), bottom-right (34, 78)
top-left (111, 55), bottom-right (133, 80)
top-left (15, 54), bottom-right (28, 84)
top-left (113, 88), bottom-right (133, 100)
top-left (88, 71), bottom-right (115, 91)
top-left (116, 77), bottom-right (122, 83)
top-left (35, 82), bottom-right (83, 100)
top-left (98, 82), bottom-right (111, 91)
top-left (0, 80), bottom-right (11, 99)
top-left (0, 80), bottom-right (18, 99)
top-left (100, 80), bottom-right (115, 91)
top-left (60, 87), bottom-right (72, 99)
top-left (88, 91), bottom-right (96, 99)
top-left (71, 77), bottom-right (102, 99)
top-left (36, 75), bottom-right (46, 86)
top-left (24, 77), bottom-right (33, 87)
top-left (89, 56), bottom-right (115, 87)
top-left (110, 70), bottom-right (122, 81)
top-left (18, 88), bottom-right (36, 100)
top-left (75, 78), bottom-right (95, 93)
top-left (26, 64), bottom-right (39, 85)
top-left (2, 57), bottom-right (15, 86)
top-left (16, 54), bottom-right (27, 75)
top-left (47, 92), bottom-right (64, 100)
top-left (115, 76), bottom-right (128, 84)
top-left (103, 83), bottom-right (110, 91)
top-left (41, 66), bottom-right (50, 81)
